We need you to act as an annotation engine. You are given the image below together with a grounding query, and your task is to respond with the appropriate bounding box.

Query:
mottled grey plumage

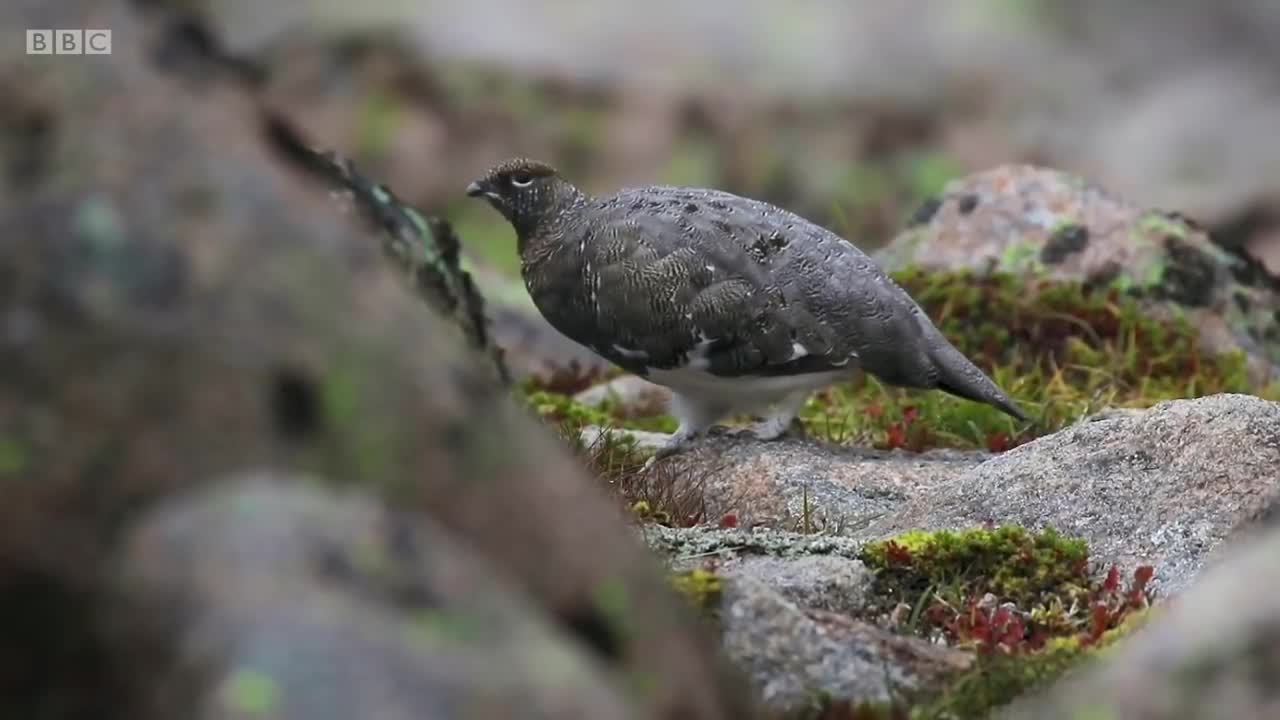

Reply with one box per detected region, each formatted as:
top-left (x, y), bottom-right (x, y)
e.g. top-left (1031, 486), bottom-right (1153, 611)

top-left (467, 158), bottom-right (1028, 459)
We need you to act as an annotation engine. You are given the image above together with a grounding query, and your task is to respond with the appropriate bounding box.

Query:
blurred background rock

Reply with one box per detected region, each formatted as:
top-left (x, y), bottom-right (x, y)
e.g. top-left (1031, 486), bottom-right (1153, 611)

top-left (194, 0), bottom-right (1280, 280)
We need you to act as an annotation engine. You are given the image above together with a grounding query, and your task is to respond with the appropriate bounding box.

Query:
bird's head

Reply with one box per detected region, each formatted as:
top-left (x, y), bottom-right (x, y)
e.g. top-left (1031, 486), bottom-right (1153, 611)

top-left (465, 158), bottom-right (577, 233)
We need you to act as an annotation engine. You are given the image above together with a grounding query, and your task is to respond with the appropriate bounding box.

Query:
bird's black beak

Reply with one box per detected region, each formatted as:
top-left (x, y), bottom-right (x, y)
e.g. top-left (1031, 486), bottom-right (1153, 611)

top-left (465, 180), bottom-right (485, 198)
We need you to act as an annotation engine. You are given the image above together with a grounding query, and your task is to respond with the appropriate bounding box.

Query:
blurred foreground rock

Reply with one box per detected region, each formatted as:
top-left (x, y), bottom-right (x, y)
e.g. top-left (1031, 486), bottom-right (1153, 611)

top-left (116, 474), bottom-right (640, 720)
top-left (0, 2), bottom-right (755, 718)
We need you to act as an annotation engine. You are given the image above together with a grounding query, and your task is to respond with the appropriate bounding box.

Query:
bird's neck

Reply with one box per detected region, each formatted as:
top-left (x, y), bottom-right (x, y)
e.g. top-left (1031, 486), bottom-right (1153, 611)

top-left (515, 190), bottom-right (589, 259)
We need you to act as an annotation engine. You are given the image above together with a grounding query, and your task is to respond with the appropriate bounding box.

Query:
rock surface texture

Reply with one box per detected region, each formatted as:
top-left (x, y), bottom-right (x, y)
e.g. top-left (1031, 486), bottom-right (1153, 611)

top-left (861, 393), bottom-right (1280, 595)
top-left (658, 395), bottom-right (1280, 595)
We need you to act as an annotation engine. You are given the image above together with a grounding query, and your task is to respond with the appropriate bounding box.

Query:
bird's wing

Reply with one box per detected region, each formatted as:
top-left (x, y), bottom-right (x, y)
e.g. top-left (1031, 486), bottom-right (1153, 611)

top-left (583, 186), bottom-right (932, 379)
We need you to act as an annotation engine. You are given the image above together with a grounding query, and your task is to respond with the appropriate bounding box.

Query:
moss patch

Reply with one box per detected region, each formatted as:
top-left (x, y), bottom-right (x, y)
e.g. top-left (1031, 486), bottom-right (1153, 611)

top-left (849, 526), bottom-right (1154, 718)
top-left (0, 436), bottom-right (30, 477)
top-left (860, 526), bottom-right (1091, 620)
top-left (668, 567), bottom-right (724, 613)
top-left (517, 383), bottom-right (678, 435)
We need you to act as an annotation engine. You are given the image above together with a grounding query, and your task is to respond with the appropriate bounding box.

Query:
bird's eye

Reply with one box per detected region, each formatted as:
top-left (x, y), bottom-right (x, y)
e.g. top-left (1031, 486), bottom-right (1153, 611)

top-left (510, 172), bottom-right (533, 188)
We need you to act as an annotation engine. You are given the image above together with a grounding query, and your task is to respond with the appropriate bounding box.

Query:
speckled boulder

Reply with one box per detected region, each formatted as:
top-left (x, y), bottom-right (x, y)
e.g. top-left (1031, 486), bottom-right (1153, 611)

top-left (876, 165), bottom-right (1280, 380)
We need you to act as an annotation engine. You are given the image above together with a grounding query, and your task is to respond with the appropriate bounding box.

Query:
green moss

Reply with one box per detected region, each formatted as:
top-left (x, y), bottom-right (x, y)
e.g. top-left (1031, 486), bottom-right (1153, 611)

top-left (319, 356), bottom-right (398, 482)
top-left (442, 202), bottom-right (521, 275)
top-left (855, 526), bottom-right (1156, 718)
top-left (221, 668), bottom-right (280, 715)
top-left (1141, 256), bottom-right (1166, 288)
top-left (439, 65), bottom-right (553, 120)
top-left (999, 242), bottom-right (1044, 274)
top-left (837, 164), bottom-right (893, 211)
top-left (515, 380), bottom-right (678, 435)
top-left (409, 608), bottom-right (488, 644)
top-left (981, 0), bottom-right (1054, 33)
top-left (521, 388), bottom-right (616, 428)
top-left (630, 500), bottom-right (673, 527)
top-left (829, 153), bottom-right (960, 246)
top-left (355, 88), bottom-right (402, 160)
top-left (0, 436), bottom-right (29, 477)
top-left (860, 526), bottom-right (1090, 620)
top-left (661, 135), bottom-right (722, 189)
top-left (1136, 210), bottom-right (1189, 241)
top-left (668, 568), bottom-right (724, 613)
top-left (591, 576), bottom-right (631, 636)
top-left (901, 152), bottom-right (962, 201)
top-left (798, 267), bottom-right (1280, 452)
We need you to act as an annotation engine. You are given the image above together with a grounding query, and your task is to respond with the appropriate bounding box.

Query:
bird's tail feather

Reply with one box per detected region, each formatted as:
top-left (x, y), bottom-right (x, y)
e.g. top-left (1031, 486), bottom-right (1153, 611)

top-left (928, 342), bottom-right (1029, 422)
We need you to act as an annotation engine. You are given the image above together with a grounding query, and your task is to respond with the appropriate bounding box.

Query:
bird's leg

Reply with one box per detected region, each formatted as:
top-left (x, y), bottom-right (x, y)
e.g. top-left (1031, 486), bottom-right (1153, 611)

top-left (644, 392), bottom-right (724, 469)
top-left (741, 390), bottom-right (810, 441)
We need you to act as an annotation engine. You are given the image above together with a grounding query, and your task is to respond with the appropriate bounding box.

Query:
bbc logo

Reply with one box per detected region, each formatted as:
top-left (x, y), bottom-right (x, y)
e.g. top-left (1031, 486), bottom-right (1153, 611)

top-left (26, 29), bottom-right (112, 55)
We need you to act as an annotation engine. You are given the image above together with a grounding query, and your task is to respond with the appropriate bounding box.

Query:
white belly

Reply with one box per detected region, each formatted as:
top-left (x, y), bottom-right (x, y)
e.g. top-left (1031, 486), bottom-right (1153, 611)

top-left (645, 366), bottom-right (853, 414)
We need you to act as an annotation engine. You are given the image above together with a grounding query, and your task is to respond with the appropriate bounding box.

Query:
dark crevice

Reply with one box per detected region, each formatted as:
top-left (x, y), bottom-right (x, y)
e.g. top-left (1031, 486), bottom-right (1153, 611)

top-left (0, 570), bottom-right (119, 720)
top-left (3, 109), bottom-right (56, 186)
top-left (271, 367), bottom-right (322, 439)
top-left (560, 605), bottom-right (625, 661)
top-left (907, 196), bottom-right (942, 227)
top-left (1209, 206), bottom-right (1280, 291)
top-left (142, 9), bottom-right (266, 87)
top-left (1155, 236), bottom-right (1222, 307)
top-left (1041, 224), bottom-right (1090, 265)
top-left (1209, 205), bottom-right (1277, 253)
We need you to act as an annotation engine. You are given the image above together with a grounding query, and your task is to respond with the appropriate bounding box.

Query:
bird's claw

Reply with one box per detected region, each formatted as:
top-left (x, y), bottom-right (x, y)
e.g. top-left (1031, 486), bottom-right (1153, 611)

top-left (642, 428), bottom-right (702, 470)
top-left (728, 418), bottom-right (799, 441)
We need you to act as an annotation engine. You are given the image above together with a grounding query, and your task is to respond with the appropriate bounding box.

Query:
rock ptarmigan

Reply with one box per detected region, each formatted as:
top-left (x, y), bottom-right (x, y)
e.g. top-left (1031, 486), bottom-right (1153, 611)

top-left (467, 158), bottom-right (1028, 461)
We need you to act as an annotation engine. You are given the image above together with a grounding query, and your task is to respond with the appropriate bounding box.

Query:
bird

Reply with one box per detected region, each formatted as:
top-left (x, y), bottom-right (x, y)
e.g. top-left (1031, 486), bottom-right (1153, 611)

top-left (466, 157), bottom-right (1029, 462)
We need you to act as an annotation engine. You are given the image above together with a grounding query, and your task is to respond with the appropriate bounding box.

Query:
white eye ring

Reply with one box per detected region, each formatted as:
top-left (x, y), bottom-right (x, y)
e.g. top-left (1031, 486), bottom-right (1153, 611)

top-left (511, 175), bottom-right (533, 188)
